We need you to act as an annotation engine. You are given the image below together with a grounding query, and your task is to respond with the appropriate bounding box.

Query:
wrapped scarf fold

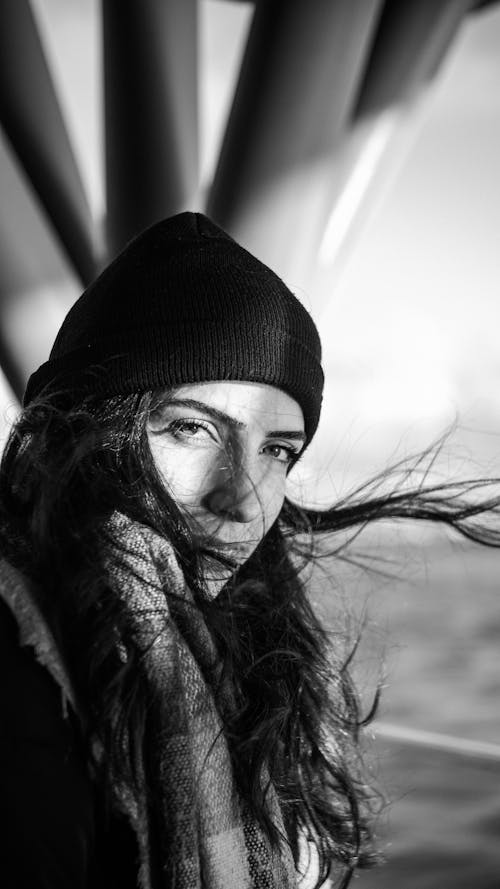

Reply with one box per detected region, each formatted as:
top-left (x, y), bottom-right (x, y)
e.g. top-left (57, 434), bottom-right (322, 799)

top-left (1, 513), bottom-right (300, 888)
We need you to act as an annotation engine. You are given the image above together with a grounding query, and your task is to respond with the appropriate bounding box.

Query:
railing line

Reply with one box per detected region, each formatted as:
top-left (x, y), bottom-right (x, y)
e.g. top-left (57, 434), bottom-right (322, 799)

top-left (372, 720), bottom-right (500, 762)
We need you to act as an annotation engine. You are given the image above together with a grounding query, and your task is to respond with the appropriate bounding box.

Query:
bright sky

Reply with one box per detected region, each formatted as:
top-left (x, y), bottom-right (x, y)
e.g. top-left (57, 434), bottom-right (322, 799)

top-left (298, 6), bottom-right (500, 496)
top-left (2, 2), bottom-right (499, 498)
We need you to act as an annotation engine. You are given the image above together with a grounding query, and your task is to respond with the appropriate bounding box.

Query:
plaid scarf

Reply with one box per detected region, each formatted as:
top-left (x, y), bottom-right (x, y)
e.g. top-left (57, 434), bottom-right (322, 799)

top-left (1, 514), bottom-right (300, 888)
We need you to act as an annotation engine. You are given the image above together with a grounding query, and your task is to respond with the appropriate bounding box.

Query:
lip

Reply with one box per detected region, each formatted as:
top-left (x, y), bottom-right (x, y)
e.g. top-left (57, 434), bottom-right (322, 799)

top-left (185, 518), bottom-right (261, 552)
top-left (178, 509), bottom-right (265, 566)
top-left (201, 539), bottom-right (255, 563)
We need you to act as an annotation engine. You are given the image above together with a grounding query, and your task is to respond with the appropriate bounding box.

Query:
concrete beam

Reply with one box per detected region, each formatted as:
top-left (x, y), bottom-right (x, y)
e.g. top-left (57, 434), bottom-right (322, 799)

top-left (103, 0), bottom-right (199, 258)
top-left (207, 0), bottom-right (383, 283)
top-left (0, 0), bottom-right (97, 285)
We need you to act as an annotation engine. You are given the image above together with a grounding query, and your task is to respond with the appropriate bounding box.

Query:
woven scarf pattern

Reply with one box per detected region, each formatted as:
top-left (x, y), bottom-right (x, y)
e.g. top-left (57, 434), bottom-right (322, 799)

top-left (0, 519), bottom-right (304, 887)
top-left (102, 512), bottom-right (299, 888)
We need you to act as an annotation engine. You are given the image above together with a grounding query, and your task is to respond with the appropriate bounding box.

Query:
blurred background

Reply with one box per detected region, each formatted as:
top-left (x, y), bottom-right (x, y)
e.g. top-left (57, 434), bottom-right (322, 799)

top-left (1, 1), bottom-right (499, 886)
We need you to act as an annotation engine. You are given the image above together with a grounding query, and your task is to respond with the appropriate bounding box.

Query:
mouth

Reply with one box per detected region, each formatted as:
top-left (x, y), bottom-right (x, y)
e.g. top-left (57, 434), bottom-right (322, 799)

top-left (183, 507), bottom-right (266, 540)
top-left (179, 510), bottom-right (264, 574)
top-left (187, 520), bottom-right (261, 557)
top-left (200, 540), bottom-right (254, 567)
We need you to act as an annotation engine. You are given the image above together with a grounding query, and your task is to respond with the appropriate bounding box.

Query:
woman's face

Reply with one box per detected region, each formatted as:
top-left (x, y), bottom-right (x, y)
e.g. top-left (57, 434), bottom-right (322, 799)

top-left (147, 381), bottom-right (305, 595)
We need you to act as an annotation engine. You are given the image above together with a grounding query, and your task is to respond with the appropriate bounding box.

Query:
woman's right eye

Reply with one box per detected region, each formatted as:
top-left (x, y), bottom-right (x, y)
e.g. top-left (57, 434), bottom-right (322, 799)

top-left (169, 419), bottom-right (212, 439)
top-left (148, 410), bottom-right (221, 445)
top-left (149, 417), bottom-right (223, 447)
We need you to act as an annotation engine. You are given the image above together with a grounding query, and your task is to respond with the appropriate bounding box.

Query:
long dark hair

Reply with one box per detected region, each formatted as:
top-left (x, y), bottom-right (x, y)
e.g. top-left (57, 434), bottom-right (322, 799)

top-left (1, 390), bottom-right (499, 888)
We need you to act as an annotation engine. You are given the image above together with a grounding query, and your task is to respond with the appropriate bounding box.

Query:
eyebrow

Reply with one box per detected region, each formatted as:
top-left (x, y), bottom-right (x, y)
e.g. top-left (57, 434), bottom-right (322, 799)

top-left (162, 398), bottom-right (306, 443)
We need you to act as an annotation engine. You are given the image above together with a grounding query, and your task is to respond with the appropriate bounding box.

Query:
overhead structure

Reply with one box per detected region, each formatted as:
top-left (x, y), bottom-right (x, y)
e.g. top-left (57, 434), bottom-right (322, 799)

top-left (316, 0), bottom-right (474, 284)
top-left (0, 0), bottom-right (496, 400)
top-left (208, 0), bottom-right (476, 287)
top-left (0, 0), bottom-right (97, 286)
top-left (0, 0), bottom-right (95, 399)
top-left (102, 0), bottom-right (199, 258)
top-left (0, 131), bottom-right (78, 398)
top-left (207, 0), bottom-right (384, 282)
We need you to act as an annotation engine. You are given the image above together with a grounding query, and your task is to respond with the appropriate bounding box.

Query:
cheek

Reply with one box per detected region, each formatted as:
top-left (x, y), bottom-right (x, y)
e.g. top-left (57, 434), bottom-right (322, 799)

top-left (148, 438), bottom-right (213, 506)
top-left (254, 473), bottom-right (288, 536)
top-left (267, 483), bottom-right (286, 522)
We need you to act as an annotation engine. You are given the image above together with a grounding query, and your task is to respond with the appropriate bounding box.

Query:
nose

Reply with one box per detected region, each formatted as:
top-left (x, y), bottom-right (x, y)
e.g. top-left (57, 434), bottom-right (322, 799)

top-left (203, 459), bottom-right (266, 524)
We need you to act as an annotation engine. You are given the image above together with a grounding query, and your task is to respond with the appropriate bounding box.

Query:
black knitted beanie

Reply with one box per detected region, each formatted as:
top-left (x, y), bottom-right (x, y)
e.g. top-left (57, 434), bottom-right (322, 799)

top-left (24, 213), bottom-right (324, 442)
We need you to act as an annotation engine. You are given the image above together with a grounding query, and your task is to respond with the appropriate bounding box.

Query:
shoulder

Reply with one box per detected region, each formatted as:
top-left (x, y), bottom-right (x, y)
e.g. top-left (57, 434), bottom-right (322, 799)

top-left (0, 570), bottom-right (101, 887)
top-left (0, 590), bottom-right (74, 746)
top-left (0, 558), bottom-right (79, 717)
top-left (0, 589), bottom-right (111, 888)
top-left (0, 568), bottom-right (141, 888)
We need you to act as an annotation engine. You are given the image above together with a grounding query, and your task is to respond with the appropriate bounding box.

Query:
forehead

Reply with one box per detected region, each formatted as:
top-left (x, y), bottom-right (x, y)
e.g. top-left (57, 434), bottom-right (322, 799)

top-left (169, 381), bottom-right (304, 431)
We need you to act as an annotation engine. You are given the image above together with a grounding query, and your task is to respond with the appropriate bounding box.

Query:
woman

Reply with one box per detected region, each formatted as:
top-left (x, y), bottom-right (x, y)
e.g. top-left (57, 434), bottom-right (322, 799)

top-left (0, 212), bottom-right (497, 889)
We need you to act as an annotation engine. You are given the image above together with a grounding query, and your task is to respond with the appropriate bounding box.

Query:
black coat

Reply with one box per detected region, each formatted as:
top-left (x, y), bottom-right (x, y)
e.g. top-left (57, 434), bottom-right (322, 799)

top-left (0, 597), bottom-right (139, 889)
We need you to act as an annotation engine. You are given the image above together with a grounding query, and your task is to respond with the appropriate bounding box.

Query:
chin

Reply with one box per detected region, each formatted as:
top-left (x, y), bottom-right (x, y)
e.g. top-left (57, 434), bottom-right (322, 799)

top-left (205, 579), bottom-right (229, 599)
top-left (198, 553), bottom-right (230, 591)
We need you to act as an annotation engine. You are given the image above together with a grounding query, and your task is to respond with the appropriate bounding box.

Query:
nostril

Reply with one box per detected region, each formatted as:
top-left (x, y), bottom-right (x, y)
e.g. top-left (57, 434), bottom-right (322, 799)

top-left (207, 490), bottom-right (235, 518)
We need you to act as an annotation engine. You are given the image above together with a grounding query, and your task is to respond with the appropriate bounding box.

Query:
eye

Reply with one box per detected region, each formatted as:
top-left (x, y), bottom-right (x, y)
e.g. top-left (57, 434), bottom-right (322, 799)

top-left (168, 418), bottom-right (215, 441)
top-left (263, 443), bottom-right (299, 465)
top-left (148, 411), bottom-right (219, 443)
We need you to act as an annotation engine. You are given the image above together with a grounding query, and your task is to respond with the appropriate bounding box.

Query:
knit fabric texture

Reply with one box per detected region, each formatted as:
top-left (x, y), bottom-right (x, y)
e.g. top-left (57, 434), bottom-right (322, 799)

top-left (24, 213), bottom-right (324, 443)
